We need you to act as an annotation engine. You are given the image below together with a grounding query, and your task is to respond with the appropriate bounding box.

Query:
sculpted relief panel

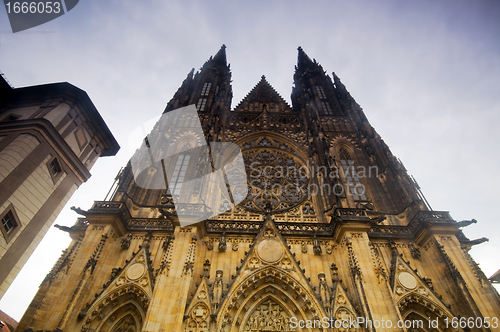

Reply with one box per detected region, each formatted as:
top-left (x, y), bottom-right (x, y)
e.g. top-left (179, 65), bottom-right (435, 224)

top-left (243, 299), bottom-right (295, 332)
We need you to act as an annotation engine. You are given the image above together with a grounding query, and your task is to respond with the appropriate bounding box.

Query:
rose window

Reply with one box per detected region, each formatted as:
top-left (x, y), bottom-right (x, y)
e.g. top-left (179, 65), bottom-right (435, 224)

top-left (240, 148), bottom-right (309, 213)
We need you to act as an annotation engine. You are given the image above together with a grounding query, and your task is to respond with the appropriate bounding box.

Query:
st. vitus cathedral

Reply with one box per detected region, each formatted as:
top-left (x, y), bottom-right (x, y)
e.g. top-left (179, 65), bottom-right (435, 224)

top-left (16, 46), bottom-right (499, 332)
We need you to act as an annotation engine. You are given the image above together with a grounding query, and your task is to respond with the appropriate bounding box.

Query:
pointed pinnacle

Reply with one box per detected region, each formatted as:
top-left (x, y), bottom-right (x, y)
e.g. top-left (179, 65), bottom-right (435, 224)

top-left (213, 44), bottom-right (227, 65)
top-left (297, 46), bottom-right (314, 68)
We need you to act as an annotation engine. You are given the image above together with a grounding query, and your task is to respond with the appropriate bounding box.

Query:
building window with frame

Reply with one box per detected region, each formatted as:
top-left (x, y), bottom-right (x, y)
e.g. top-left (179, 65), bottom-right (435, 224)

top-left (0, 205), bottom-right (21, 242)
top-left (170, 145), bottom-right (192, 196)
top-left (321, 101), bottom-right (332, 115)
top-left (316, 86), bottom-right (327, 99)
top-left (339, 147), bottom-right (367, 201)
top-left (316, 85), bottom-right (333, 115)
top-left (196, 98), bottom-right (207, 112)
top-left (1, 113), bottom-right (21, 122)
top-left (47, 156), bottom-right (63, 184)
top-left (201, 82), bottom-right (212, 96)
top-left (74, 127), bottom-right (88, 150)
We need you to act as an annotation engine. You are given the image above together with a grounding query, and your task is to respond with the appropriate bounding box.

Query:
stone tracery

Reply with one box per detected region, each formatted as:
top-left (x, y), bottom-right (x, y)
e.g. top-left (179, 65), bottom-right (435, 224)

top-left (238, 136), bottom-right (311, 215)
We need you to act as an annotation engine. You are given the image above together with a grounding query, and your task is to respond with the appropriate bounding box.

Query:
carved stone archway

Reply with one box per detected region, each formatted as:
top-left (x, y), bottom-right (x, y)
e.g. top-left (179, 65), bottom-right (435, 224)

top-left (217, 266), bottom-right (326, 332)
top-left (80, 284), bottom-right (149, 332)
top-left (398, 294), bottom-right (456, 332)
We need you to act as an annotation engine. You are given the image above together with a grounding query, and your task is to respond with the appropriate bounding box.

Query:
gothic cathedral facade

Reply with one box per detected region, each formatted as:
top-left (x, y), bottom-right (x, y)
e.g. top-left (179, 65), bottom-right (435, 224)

top-left (15, 46), bottom-right (500, 332)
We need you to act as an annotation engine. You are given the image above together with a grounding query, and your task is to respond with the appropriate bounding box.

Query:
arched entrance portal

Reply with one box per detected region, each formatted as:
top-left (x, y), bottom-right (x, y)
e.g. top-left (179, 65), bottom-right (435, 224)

top-left (79, 284), bottom-right (148, 332)
top-left (217, 266), bottom-right (326, 332)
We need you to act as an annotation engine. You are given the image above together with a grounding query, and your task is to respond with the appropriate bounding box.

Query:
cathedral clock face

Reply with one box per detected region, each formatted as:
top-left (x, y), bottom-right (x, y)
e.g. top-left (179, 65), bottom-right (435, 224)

top-left (239, 143), bottom-right (309, 214)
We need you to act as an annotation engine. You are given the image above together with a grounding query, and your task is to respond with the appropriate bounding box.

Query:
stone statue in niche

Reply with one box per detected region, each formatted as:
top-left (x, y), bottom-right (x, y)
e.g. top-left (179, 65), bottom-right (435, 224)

top-left (317, 273), bottom-right (330, 314)
top-left (409, 242), bottom-right (421, 259)
top-left (212, 270), bottom-right (224, 310)
top-left (313, 236), bottom-right (322, 255)
top-left (219, 232), bottom-right (227, 252)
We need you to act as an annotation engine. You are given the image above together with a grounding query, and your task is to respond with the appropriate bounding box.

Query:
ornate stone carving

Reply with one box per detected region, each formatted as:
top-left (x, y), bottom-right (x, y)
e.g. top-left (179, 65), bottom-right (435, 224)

top-left (280, 258), bottom-right (292, 271)
top-left (183, 261), bottom-right (194, 276)
top-left (162, 234), bottom-right (175, 251)
top-left (330, 263), bottom-right (339, 282)
top-left (368, 241), bottom-right (387, 283)
top-left (409, 242), bottom-right (421, 259)
top-left (239, 142), bottom-right (310, 214)
top-left (121, 233), bottom-right (132, 250)
top-left (185, 303), bottom-right (209, 332)
top-left (85, 233), bottom-right (108, 274)
top-left (369, 211), bottom-right (454, 239)
top-left (345, 238), bottom-right (362, 279)
top-left (243, 299), bottom-right (295, 331)
top-left (113, 314), bottom-right (135, 332)
top-left (313, 235), bottom-right (322, 255)
top-left (248, 257), bottom-right (260, 270)
top-left (334, 308), bottom-right (356, 332)
top-left (183, 236), bottom-right (197, 277)
top-left (219, 232), bottom-right (227, 252)
top-left (203, 259), bottom-right (210, 279)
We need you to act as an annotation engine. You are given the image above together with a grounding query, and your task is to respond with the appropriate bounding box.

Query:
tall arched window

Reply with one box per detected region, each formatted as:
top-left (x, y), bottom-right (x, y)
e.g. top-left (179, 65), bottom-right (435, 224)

top-left (196, 82), bottom-right (211, 112)
top-left (179, 114), bottom-right (198, 128)
top-left (201, 82), bottom-right (212, 96)
top-left (316, 85), bottom-right (333, 115)
top-left (170, 144), bottom-right (192, 196)
top-left (339, 147), bottom-right (367, 201)
top-left (196, 98), bottom-right (207, 112)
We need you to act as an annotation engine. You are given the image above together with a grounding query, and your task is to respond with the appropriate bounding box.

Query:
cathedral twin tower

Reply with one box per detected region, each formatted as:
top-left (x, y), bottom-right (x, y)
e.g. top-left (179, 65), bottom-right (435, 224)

top-left (16, 46), bottom-right (499, 331)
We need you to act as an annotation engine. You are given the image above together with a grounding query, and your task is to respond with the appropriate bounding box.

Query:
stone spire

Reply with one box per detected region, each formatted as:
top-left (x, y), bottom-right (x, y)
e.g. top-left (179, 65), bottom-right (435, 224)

top-left (297, 46), bottom-right (314, 69)
top-left (213, 44), bottom-right (227, 66)
top-left (295, 46), bottom-right (323, 75)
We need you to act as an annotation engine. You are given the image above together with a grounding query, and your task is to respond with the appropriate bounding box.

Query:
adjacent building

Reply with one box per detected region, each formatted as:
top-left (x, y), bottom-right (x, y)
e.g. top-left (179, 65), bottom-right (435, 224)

top-left (0, 76), bottom-right (119, 299)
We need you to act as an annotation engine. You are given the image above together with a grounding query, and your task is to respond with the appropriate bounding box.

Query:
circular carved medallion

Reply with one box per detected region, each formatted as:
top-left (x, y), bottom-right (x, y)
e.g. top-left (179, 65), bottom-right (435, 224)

top-left (398, 272), bottom-right (417, 289)
top-left (127, 263), bottom-right (145, 280)
top-left (257, 239), bottom-right (283, 263)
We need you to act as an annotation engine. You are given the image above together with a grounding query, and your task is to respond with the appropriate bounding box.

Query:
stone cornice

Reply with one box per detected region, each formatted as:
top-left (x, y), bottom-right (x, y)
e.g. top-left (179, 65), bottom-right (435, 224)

top-left (0, 119), bottom-right (91, 182)
top-left (1, 82), bottom-right (119, 156)
top-left (81, 203), bottom-right (469, 244)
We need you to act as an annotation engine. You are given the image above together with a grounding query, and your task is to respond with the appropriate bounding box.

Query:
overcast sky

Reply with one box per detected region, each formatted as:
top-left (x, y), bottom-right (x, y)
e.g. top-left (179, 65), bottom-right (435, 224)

top-left (1, 0), bottom-right (499, 321)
